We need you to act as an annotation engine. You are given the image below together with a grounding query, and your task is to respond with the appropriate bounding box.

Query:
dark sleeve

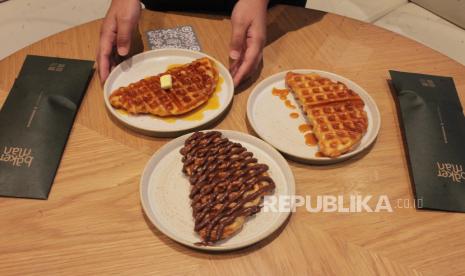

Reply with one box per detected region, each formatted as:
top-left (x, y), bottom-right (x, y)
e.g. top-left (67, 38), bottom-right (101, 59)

top-left (141, 0), bottom-right (237, 13)
top-left (270, 0), bottom-right (306, 6)
top-left (141, 0), bottom-right (306, 13)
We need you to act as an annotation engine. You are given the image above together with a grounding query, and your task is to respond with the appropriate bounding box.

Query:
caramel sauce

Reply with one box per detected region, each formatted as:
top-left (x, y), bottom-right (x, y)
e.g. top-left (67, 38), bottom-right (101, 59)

top-left (315, 151), bottom-right (325, 157)
top-left (284, 100), bottom-right (296, 109)
top-left (162, 76), bottom-right (224, 123)
top-left (270, 87), bottom-right (323, 153)
top-left (298, 123), bottom-right (312, 133)
top-left (272, 88), bottom-right (289, 98)
top-left (289, 112), bottom-right (299, 119)
top-left (304, 133), bottom-right (318, 146)
top-left (272, 87), bottom-right (298, 110)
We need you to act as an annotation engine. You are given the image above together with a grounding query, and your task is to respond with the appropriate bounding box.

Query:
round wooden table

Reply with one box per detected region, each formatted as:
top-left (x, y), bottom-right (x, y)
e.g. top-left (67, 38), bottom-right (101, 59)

top-left (1, 5), bottom-right (465, 275)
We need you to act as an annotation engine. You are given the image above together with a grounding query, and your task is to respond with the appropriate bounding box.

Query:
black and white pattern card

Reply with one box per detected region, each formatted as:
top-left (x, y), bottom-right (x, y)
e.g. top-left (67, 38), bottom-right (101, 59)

top-left (146, 25), bottom-right (201, 51)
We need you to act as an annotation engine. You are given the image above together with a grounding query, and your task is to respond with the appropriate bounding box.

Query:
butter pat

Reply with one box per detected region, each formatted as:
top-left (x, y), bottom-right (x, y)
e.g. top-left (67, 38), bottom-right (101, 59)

top-left (160, 74), bottom-right (172, 89)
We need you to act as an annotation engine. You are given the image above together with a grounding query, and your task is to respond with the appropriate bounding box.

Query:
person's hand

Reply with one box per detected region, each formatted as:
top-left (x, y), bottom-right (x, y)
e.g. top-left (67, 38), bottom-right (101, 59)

top-left (97, 0), bottom-right (141, 83)
top-left (229, 0), bottom-right (268, 87)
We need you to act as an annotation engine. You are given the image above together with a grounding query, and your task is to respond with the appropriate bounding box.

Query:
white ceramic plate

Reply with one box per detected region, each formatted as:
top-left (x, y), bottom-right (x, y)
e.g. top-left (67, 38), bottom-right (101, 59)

top-left (247, 70), bottom-right (381, 164)
top-left (140, 130), bottom-right (295, 251)
top-left (104, 49), bottom-right (234, 137)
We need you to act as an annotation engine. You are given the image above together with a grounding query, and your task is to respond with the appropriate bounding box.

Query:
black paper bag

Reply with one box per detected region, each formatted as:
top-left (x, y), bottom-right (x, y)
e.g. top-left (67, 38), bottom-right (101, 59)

top-left (0, 55), bottom-right (94, 199)
top-left (390, 70), bottom-right (465, 212)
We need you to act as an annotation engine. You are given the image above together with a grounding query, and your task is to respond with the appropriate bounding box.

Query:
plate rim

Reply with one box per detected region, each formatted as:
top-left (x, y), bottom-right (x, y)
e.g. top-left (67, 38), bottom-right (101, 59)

top-left (246, 69), bottom-right (381, 164)
top-left (103, 48), bottom-right (234, 137)
top-left (140, 129), bottom-right (296, 251)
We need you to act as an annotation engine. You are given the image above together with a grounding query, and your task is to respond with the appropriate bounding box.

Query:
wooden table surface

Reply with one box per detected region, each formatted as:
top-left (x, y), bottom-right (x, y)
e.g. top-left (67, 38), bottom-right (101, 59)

top-left (1, 5), bottom-right (465, 276)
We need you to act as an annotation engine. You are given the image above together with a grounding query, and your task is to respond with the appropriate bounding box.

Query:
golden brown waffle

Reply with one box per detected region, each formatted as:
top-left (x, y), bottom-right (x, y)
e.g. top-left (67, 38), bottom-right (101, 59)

top-left (285, 72), bottom-right (368, 157)
top-left (180, 131), bottom-right (275, 245)
top-left (109, 57), bottom-right (219, 116)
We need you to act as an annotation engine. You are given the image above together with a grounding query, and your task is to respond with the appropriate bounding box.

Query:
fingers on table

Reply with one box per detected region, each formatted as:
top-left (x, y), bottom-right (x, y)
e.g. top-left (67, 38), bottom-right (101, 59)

top-left (97, 18), bottom-right (117, 84)
top-left (97, 7), bottom-right (138, 84)
top-left (230, 11), bottom-right (266, 86)
top-left (116, 16), bottom-right (137, 57)
top-left (232, 40), bottom-right (262, 87)
top-left (230, 19), bottom-right (248, 61)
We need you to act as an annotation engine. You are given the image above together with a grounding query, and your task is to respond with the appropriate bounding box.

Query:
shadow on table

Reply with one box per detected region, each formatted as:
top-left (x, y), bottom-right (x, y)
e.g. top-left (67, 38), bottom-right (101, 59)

top-left (236, 6), bottom-right (326, 93)
top-left (143, 5), bottom-right (326, 93)
top-left (165, 4), bottom-right (326, 47)
top-left (266, 5), bottom-right (326, 48)
top-left (142, 208), bottom-right (292, 258)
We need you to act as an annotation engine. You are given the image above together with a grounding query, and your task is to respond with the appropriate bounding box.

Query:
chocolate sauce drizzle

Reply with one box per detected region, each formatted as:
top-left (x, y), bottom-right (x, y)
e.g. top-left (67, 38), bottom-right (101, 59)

top-left (180, 131), bottom-right (275, 245)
